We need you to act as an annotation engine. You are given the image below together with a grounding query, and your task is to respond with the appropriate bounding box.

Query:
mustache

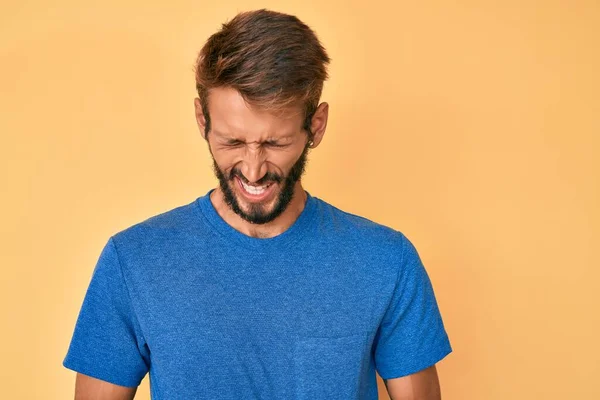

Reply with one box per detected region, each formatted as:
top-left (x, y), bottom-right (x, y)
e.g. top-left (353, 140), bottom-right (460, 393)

top-left (229, 168), bottom-right (284, 185)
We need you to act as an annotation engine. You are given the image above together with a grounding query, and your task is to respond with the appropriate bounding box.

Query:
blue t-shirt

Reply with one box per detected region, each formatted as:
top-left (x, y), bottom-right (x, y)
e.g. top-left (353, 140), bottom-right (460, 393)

top-left (63, 190), bottom-right (452, 399)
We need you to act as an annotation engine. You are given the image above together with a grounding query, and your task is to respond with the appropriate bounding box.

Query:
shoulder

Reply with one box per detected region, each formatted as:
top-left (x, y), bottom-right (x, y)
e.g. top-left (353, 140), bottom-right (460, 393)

top-left (110, 197), bottom-right (201, 250)
top-left (312, 196), bottom-right (416, 257)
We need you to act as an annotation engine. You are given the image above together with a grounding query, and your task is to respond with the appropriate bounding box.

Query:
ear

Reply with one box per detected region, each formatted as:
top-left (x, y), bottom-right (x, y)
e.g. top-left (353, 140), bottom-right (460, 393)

top-left (308, 102), bottom-right (329, 148)
top-left (194, 97), bottom-right (208, 140)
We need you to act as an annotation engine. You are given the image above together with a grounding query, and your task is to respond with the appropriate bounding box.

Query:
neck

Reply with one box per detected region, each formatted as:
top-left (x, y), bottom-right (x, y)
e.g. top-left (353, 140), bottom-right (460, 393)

top-left (209, 182), bottom-right (308, 238)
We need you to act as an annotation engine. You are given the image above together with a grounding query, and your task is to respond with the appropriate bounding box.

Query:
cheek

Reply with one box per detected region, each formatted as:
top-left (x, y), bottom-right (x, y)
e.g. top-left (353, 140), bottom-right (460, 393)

top-left (268, 153), bottom-right (292, 169)
top-left (211, 149), bottom-right (239, 172)
top-left (268, 146), bottom-right (305, 171)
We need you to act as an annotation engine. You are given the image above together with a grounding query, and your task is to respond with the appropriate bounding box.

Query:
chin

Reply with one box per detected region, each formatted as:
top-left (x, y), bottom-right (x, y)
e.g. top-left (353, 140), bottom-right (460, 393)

top-left (236, 191), bottom-right (278, 215)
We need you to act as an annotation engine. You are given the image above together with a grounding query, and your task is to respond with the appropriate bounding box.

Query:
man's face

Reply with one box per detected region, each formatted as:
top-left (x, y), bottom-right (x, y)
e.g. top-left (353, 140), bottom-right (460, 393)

top-left (211, 142), bottom-right (309, 224)
top-left (198, 87), bottom-right (313, 224)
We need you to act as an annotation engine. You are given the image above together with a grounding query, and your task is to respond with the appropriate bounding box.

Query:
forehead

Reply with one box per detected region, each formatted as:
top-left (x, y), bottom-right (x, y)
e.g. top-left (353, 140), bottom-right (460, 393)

top-left (207, 87), bottom-right (303, 140)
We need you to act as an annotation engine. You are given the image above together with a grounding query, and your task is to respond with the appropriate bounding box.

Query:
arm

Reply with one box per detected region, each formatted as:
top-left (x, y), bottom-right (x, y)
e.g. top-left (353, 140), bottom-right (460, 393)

top-left (384, 365), bottom-right (441, 400)
top-left (63, 238), bottom-right (150, 398)
top-left (74, 373), bottom-right (138, 400)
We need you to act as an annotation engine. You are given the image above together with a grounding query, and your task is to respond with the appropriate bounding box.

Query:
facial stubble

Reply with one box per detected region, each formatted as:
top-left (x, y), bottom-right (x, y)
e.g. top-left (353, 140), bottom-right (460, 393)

top-left (211, 142), bottom-right (310, 225)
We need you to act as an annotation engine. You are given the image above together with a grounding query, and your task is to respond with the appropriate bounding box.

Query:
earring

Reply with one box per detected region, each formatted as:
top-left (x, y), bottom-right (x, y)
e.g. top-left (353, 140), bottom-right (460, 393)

top-left (308, 140), bottom-right (314, 147)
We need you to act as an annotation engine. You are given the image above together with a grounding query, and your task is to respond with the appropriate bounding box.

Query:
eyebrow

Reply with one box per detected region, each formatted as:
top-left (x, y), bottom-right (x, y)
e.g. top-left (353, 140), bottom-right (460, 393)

top-left (213, 130), bottom-right (295, 142)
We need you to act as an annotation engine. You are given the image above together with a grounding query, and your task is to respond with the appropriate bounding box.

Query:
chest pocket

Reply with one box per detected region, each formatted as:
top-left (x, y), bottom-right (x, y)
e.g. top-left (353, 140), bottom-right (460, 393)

top-left (293, 332), bottom-right (369, 400)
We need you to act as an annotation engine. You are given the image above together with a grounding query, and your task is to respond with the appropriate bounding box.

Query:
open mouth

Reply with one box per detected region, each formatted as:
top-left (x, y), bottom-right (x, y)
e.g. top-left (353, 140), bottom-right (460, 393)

top-left (235, 176), bottom-right (276, 201)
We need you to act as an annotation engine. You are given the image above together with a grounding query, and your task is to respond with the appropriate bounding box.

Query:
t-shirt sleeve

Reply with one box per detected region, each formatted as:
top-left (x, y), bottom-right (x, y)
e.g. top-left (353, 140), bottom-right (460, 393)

top-left (62, 236), bottom-right (150, 387)
top-left (373, 234), bottom-right (452, 380)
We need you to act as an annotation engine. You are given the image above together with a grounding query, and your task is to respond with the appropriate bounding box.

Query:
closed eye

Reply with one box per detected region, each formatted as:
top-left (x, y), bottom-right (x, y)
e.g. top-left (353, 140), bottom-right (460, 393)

top-left (225, 140), bottom-right (244, 147)
top-left (264, 141), bottom-right (289, 148)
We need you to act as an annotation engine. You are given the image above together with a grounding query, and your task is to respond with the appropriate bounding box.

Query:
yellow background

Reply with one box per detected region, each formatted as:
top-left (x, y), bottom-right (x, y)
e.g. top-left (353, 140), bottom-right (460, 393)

top-left (1, 0), bottom-right (598, 399)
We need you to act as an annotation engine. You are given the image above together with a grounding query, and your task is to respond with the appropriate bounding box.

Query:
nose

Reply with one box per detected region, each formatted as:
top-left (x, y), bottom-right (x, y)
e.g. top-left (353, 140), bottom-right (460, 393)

top-left (239, 145), bottom-right (268, 183)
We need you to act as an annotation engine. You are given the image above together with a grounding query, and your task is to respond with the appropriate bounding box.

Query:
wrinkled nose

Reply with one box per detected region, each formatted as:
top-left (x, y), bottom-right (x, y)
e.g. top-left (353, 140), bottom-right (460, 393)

top-left (239, 147), bottom-right (268, 183)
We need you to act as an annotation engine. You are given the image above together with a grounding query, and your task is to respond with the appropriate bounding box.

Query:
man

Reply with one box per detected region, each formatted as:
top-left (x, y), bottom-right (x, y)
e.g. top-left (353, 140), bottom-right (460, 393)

top-left (63, 9), bottom-right (452, 400)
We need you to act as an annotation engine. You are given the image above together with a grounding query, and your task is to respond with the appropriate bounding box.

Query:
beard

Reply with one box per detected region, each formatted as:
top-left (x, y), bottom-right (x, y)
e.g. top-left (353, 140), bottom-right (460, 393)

top-left (211, 142), bottom-right (310, 225)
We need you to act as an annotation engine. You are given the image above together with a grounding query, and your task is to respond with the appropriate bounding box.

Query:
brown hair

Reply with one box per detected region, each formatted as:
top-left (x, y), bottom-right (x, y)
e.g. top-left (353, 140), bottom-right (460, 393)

top-left (194, 9), bottom-right (330, 137)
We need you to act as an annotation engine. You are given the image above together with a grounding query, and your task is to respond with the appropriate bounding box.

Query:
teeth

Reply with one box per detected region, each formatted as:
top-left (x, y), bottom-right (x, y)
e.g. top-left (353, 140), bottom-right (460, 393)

top-left (240, 179), bottom-right (270, 195)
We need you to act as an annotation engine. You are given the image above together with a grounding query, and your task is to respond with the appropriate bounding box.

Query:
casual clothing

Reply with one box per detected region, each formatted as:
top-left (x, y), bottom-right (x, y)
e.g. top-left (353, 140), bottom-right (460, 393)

top-left (63, 190), bottom-right (452, 399)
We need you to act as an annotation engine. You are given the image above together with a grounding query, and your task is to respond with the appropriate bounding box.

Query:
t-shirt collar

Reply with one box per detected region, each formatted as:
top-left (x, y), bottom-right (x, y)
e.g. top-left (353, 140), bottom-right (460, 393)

top-left (195, 188), bottom-right (317, 250)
